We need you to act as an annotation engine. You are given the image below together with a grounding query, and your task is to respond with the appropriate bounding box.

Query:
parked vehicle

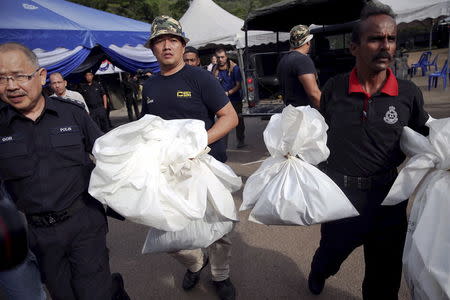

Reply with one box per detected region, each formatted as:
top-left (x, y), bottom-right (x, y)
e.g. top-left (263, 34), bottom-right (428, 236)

top-left (241, 0), bottom-right (367, 116)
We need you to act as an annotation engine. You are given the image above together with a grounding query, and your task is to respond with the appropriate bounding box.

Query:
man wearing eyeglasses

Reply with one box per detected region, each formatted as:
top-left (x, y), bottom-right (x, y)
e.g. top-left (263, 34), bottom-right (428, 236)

top-left (0, 42), bottom-right (125, 300)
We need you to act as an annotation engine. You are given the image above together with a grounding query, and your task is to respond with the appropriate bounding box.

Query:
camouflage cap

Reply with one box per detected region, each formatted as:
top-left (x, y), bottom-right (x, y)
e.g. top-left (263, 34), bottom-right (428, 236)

top-left (145, 15), bottom-right (189, 48)
top-left (289, 25), bottom-right (313, 48)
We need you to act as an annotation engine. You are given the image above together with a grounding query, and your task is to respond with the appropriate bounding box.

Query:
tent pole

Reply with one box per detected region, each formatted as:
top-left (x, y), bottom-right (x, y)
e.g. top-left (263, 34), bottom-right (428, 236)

top-left (276, 31), bottom-right (279, 54)
top-left (429, 20), bottom-right (434, 50)
top-left (245, 29), bottom-right (248, 70)
top-left (447, 23), bottom-right (449, 90)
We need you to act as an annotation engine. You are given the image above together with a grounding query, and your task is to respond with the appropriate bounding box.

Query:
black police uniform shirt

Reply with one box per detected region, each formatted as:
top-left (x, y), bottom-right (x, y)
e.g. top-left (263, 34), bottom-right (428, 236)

top-left (320, 68), bottom-right (429, 177)
top-left (0, 96), bottom-right (102, 215)
top-left (141, 64), bottom-right (229, 162)
top-left (276, 51), bottom-right (318, 107)
top-left (79, 81), bottom-right (106, 109)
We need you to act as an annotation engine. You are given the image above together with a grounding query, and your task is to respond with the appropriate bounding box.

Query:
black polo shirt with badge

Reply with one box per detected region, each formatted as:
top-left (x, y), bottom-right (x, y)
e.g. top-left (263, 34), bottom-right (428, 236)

top-left (0, 96), bottom-right (102, 215)
top-left (141, 64), bottom-right (230, 162)
top-left (320, 68), bottom-right (429, 177)
top-left (79, 81), bottom-right (106, 109)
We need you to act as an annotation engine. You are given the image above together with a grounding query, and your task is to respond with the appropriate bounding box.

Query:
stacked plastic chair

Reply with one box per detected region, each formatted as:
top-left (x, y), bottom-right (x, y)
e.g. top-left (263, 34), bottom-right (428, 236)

top-left (428, 60), bottom-right (448, 90)
top-left (411, 51), bottom-right (431, 77)
top-left (423, 54), bottom-right (439, 72)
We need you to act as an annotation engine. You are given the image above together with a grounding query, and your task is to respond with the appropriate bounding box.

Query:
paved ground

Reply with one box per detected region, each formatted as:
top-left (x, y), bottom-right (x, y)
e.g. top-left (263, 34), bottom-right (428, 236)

top-left (107, 50), bottom-right (449, 300)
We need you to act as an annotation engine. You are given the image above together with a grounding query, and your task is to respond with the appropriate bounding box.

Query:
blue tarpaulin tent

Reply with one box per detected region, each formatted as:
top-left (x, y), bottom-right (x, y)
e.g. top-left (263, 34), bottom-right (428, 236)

top-left (0, 0), bottom-right (159, 76)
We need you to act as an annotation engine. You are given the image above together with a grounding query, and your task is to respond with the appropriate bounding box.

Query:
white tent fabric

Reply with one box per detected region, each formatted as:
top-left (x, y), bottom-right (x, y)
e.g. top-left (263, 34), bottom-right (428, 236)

top-left (108, 44), bottom-right (156, 63)
top-left (179, 0), bottom-right (289, 49)
top-left (394, 0), bottom-right (450, 24)
top-left (382, 0), bottom-right (447, 12)
top-left (34, 46), bottom-right (85, 68)
top-left (33, 44), bottom-right (156, 69)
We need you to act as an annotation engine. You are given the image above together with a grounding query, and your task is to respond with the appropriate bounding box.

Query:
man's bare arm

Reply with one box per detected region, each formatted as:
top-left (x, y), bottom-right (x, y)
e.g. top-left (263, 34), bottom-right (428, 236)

top-left (207, 102), bottom-right (238, 145)
top-left (102, 94), bottom-right (108, 109)
top-left (226, 81), bottom-right (242, 96)
top-left (298, 74), bottom-right (321, 109)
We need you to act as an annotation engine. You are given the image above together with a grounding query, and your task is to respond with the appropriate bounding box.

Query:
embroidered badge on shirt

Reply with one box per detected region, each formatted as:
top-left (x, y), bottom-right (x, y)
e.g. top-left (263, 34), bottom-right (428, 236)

top-left (176, 91), bottom-right (192, 98)
top-left (0, 136), bottom-right (13, 143)
top-left (383, 106), bottom-right (398, 124)
top-left (146, 97), bottom-right (154, 104)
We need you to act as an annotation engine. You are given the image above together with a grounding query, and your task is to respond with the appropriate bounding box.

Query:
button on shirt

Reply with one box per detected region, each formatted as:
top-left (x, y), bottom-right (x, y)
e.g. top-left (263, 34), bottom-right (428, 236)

top-left (320, 68), bottom-right (429, 177)
top-left (0, 96), bottom-right (102, 214)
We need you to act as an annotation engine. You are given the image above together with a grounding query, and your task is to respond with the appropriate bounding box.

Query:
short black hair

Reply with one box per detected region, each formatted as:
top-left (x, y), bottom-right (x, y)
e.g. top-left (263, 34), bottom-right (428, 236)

top-left (351, 1), bottom-right (396, 44)
top-left (184, 46), bottom-right (199, 56)
top-left (215, 47), bottom-right (227, 55)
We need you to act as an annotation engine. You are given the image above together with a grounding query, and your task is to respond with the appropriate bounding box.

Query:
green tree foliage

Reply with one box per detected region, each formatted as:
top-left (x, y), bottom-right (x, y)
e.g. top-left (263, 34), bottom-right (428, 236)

top-left (68, 0), bottom-right (281, 23)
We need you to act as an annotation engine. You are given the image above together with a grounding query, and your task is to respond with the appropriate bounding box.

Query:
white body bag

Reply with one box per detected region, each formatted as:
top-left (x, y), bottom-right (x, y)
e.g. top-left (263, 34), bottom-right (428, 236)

top-left (240, 105), bottom-right (358, 225)
top-left (88, 115), bottom-right (241, 253)
top-left (383, 118), bottom-right (450, 300)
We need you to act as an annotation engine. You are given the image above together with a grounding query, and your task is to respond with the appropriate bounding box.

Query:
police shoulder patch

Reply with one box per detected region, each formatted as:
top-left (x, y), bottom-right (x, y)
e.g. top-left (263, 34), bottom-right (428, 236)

top-left (50, 96), bottom-right (86, 110)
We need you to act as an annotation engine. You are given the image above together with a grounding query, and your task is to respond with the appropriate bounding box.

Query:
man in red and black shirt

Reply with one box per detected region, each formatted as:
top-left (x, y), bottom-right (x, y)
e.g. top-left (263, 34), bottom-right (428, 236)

top-left (308, 2), bottom-right (429, 299)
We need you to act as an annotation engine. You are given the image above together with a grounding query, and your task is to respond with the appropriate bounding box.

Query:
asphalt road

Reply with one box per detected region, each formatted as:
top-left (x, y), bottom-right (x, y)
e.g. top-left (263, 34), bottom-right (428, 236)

top-left (107, 80), bottom-right (449, 300)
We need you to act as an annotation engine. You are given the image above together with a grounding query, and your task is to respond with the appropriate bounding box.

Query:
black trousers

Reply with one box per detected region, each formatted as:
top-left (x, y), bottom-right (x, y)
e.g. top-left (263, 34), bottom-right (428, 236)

top-left (90, 107), bottom-right (110, 133)
top-left (310, 170), bottom-right (408, 300)
top-left (125, 96), bottom-right (139, 121)
top-left (28, 203), bottom-right (112, 300)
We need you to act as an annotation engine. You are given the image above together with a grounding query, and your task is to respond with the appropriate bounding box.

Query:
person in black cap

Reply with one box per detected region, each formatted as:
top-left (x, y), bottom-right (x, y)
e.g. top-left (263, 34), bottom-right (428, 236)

top-left (308, 2), bottom-right (429, 299)
top-left (0, 42), bottom-right (129, 300)
top-left (79, 71), bottom-right (110, 132)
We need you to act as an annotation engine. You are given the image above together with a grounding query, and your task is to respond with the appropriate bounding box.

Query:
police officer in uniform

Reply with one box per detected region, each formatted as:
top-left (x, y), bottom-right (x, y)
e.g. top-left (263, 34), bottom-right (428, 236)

top-left (307, 3), bottom-right (429, 299)
top-left (142, 16), bottom-right (238, 300)
top-left (79, 71), bottom-right (110, 132)
top-left (0, 42), bottom-right (115, 300)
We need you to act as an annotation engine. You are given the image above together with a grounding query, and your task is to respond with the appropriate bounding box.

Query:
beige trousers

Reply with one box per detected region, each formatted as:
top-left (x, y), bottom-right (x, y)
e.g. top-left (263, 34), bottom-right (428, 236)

top-left (169, 234), bottom-right (232, 281)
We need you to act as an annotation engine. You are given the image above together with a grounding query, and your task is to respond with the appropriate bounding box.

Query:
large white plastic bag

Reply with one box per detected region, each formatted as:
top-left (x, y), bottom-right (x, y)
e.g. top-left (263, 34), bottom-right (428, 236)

top-left (240, 105), bottom-right (358, 225)
top-left (382, 118), bottom-right (450, 300)
top-left (402, 170), bottom-right (450, 300)
top-left (89, 115), bottom-right (240, 231)
top-left (264, 104), bottom-right (329, 164)
top-left (142, 204), bottom-right (234, 253)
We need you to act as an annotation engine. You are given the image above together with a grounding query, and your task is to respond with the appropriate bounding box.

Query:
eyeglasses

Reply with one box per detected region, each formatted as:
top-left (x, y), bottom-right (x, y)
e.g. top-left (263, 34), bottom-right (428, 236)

top-left (0, 68), bottom-right (41, 85)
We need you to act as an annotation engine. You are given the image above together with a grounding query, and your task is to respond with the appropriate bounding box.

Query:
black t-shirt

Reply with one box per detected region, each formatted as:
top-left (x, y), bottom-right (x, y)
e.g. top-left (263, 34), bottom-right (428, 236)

top-left (79, 81), bottom-right (106, 109)
top-left (141, 65), bottom-right (229, 162)
top-left (320, 72), bottom-right (429, 177)
top-left (276, 51), bottom-right (317, 107)
top-left (0, 96), bottom-right (102, 214)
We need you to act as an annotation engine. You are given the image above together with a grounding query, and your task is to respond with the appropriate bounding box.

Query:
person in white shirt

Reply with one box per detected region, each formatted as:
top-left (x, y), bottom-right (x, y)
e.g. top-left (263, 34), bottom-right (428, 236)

top-left (207, 54), bottom-right (217, 72)
top-left (49, 72), bottom-right (89, 113)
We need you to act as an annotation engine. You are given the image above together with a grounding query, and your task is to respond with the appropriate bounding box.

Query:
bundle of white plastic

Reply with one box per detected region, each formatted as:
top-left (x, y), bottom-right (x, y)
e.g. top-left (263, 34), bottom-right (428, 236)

top-left (382, 118), bottom-right (450, 300)
top-left (88, 115), bottom-right (241, 253)
top-left (240, 105), bottom-right (358, 225)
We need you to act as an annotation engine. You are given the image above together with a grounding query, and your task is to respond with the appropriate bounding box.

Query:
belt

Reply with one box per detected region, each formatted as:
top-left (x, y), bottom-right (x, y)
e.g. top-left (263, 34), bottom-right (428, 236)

top-left (323, 167), bottom-right (397, 191)
top-left (26, 200), bottom-right (86, 227)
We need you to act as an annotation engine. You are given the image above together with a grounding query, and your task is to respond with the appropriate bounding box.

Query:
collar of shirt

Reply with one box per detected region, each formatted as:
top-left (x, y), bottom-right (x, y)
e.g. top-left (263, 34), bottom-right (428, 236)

top-left (348, 67), bottom-right (399, 98)
top-left (4, 95), bottom-right (59, 126)
top-left (51, 91), bottom-right (67, 98)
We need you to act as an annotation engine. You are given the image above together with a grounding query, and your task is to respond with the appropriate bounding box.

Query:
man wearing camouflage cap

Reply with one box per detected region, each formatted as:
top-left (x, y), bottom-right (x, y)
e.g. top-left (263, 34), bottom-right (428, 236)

top-left (142, 16), bottom-right (238, 300)
top-left (276, 24), bottom-right (321, 108)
